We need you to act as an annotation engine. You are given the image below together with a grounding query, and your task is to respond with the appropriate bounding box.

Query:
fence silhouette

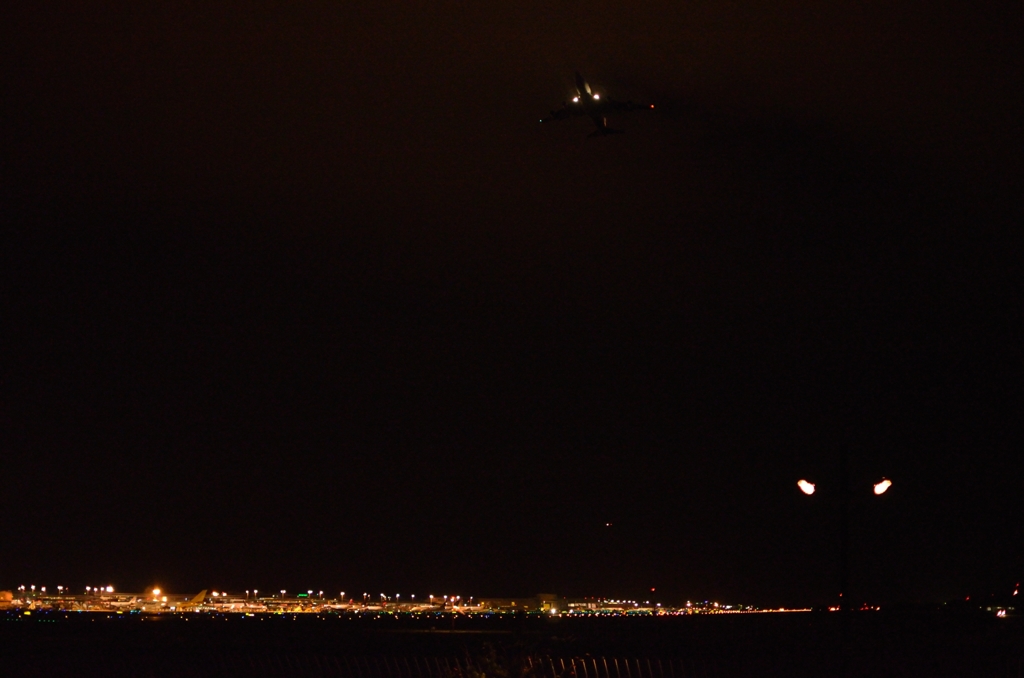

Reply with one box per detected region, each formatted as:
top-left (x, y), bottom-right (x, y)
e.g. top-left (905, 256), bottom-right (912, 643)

top-left (7, 652), bottom-right (1023, 678)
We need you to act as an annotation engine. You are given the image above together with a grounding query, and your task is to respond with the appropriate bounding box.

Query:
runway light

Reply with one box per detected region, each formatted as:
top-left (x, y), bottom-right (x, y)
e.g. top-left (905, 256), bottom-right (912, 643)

top-left (797, 479), bottom-right (816, 495)
top-left (873, 479), bottom-right (892, 495)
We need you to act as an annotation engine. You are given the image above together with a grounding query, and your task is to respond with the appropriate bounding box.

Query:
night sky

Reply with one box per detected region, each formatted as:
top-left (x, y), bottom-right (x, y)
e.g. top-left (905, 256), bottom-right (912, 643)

top-left (4, 1), bottom-right (1021, 606)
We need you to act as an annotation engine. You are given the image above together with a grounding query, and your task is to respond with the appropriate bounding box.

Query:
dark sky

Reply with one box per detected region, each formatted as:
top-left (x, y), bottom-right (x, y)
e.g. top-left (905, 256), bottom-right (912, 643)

top-left (3, 1), bottom-right (1021, 606)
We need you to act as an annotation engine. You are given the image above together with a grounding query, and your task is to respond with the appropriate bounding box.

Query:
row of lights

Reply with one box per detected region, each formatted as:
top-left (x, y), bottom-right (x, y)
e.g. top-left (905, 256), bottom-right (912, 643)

top-left (18, 585), bottom-right (113, 594)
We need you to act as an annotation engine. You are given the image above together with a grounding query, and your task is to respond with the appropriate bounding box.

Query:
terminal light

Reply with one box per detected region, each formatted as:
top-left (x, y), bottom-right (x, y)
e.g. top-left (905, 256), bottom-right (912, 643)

top-left (873, 479), bottom-right (892, 495)
top-left (797, 479), bottom-right (816, 495)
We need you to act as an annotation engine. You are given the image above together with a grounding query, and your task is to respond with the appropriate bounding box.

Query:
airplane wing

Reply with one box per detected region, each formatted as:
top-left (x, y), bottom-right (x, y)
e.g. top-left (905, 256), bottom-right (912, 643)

top-left (540, 106), bottom-right (573, 123)
top-left (605, 98), bottom-right (655, 114)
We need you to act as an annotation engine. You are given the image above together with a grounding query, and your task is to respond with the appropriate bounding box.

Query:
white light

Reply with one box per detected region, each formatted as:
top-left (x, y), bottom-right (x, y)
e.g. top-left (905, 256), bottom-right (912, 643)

top-left (593, 94), bottom-right (600, 100)
top-left (106, 586), bottom-right (113, 593)
top-left (572, 97), bottom-right (579, 102)
top-left (873, 479), bottom-right (892, 495)
top-left (797, 479), bottom-right (816, 495)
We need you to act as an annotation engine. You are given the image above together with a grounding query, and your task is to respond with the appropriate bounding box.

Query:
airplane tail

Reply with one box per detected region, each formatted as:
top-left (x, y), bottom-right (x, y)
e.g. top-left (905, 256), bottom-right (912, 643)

top-left (190, 590), bottom-right (207, 605)
top-left (575, 71), bottom-right (592, 97)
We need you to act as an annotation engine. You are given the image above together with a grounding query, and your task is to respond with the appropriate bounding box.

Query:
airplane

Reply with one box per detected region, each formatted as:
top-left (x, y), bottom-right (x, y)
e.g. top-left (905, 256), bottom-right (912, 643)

top-left (540, 72), bottom-right (654, 137)
top-left (128, 589), bottom-right (207, 612)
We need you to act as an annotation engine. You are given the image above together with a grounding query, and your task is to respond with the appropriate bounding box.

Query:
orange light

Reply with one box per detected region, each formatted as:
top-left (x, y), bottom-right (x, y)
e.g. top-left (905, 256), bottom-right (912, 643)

top-left (873, 479), bottom-right (892, 495)
top-left (797, 479), bottom-right (815, 495)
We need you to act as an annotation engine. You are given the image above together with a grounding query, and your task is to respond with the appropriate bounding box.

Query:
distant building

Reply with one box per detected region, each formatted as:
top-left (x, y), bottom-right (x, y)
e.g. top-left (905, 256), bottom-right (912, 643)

top-left (477, 594), bottom-right (561, 612)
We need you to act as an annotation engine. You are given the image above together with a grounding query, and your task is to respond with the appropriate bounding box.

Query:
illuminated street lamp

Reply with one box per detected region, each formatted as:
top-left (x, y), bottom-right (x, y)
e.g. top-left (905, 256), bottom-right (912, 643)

top-left (797, 479), bottom-right (816, 495)
top-left (873, 478), bottom-right (892, 495)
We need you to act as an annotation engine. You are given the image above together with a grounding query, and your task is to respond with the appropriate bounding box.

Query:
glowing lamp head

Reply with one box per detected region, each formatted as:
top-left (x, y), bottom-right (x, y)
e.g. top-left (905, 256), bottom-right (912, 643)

top-left (797, 479), bottom-right (816, 495)
top-left (593, 94), bottom-right (600, 100)
top-left (873, 479), bottom-right (892, 495)
top-left (152, 588), bottom-right (161, 596)
top-left (572, 96), bottom-right (579, 103)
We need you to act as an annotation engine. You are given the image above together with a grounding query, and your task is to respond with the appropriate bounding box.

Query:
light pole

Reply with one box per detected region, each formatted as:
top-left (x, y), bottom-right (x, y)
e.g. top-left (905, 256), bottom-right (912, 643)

top-left (798, 448), bottom-right (891, 611)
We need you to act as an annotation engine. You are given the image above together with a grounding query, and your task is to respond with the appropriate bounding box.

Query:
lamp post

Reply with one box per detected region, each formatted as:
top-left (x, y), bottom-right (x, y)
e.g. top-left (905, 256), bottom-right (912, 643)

top-left (798, 447), bottom-right (891, 612)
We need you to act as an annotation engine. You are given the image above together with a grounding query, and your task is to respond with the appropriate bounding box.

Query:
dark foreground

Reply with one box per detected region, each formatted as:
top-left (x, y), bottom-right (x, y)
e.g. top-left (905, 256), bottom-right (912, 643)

top-left (1, 610), bottom-right (1021, 677)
